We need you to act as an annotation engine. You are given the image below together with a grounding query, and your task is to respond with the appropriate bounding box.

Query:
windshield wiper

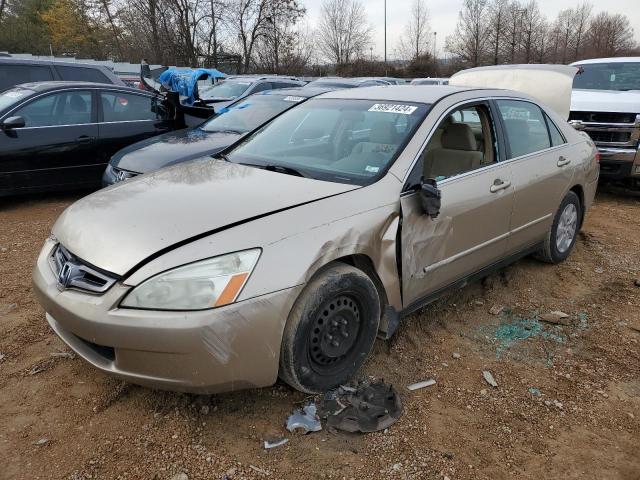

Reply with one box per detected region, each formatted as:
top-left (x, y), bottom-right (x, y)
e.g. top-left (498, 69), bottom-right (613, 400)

top-left (214, 153), bottom-right (230, 161)
top-left (263, 164), bottom-right (307, 178)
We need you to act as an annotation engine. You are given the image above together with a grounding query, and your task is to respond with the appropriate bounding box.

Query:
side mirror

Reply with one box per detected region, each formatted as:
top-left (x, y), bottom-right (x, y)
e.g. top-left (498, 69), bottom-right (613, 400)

top-left (1, 116), bottom-right (25, 130)
top-left (420, 178), bottom-right (441, 219)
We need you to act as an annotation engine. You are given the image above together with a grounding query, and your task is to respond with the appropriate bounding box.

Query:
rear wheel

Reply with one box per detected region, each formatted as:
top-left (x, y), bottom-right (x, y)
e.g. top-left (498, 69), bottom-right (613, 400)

top-left (537, 191), bottom-right (581, 264)
top-left (279, 263), bottom-right (380, 394)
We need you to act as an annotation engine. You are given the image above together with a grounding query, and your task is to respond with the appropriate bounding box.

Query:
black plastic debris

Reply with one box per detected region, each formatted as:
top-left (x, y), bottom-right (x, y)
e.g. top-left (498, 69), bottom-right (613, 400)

top-left (318, 380), bottom-right (403, 433)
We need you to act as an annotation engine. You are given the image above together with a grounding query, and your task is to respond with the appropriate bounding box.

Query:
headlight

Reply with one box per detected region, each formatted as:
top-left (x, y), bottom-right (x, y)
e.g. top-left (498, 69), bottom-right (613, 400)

top-left (121, 249), bottom-right (260, 310)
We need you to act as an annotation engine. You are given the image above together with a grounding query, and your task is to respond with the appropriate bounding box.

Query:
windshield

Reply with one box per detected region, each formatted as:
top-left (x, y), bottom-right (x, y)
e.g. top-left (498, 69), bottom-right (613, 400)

top-left (573, 62), bottom-right (640, 91)
top-left (0, 87), bottom-right (34, 112)
top-left (200, 80), bottom-right (252, 99)
top-left (227, 98), bottom-right (430, 185)
top-left (201, 94), bottom-right (305, 134)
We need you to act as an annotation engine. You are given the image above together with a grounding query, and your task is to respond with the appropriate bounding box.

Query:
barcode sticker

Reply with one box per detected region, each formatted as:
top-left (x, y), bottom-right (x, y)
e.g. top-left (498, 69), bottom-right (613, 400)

top-left (368, 104), bottom-right (418, 115)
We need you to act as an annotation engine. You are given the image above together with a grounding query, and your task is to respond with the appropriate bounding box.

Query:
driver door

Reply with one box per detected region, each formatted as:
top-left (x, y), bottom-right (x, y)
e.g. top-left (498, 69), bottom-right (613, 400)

top-left (400, 101), bottom-right (515, 308)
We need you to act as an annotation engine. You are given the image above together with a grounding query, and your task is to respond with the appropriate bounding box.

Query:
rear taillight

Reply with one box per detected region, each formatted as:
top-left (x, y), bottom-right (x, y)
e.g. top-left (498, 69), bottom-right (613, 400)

top-left (595, 151), bottom-right (600, 163)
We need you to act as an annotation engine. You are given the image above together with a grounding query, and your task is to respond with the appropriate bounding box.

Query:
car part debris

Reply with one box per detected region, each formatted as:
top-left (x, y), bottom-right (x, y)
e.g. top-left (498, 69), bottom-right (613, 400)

top-left (33, 438), bottom-right (49, 446)
top-left (528, 387), bottom-right (541, 397)
top-left (452, 352), bottom-right (461, 359)
top-left (489, 305), bottom-right (504, 315)
top-left (286, 404), bottom-right (321, 433)
top-left (407, 379), bottom-right (436, 391)
top-left (483, 370), bottom-right (498, 387)
top-left (539, 311), bottom-right (570, 325)
top-left (319, 380), bottom-right (403, 433)
top-left (263, 438), bottom-right (288, 449)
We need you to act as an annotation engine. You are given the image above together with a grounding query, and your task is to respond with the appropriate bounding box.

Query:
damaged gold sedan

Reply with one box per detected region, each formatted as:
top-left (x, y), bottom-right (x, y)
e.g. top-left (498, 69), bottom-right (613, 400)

top-left (33, 66), bottom-right (599, 394)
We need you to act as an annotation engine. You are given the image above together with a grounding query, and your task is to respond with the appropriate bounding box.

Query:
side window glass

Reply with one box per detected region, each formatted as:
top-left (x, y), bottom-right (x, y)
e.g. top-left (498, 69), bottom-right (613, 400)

top-left (419, 104), bottom-right (497, 182)
top-left (56, 66), bottom-right (110, 84)
top-left (0, 65), bottom-right (54, 90)
top-left (545, 114), bottom-right (566, 146)
top-left (497, 100), bottom-right (551, 158)
top-left (16, 91), bottom-right (92, 127)
top-left (100, 92), bottom-right (166, 122)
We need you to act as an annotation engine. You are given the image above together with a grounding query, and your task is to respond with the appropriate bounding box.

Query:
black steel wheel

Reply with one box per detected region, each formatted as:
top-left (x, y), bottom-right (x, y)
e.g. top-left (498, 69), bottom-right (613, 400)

top-left (279, 263), bottom-right (381, 393)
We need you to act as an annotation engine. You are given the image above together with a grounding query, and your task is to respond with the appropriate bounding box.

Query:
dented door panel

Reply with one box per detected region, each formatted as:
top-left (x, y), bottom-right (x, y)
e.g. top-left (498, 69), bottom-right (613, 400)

top-left (400, 163), bottom-right (514, 307)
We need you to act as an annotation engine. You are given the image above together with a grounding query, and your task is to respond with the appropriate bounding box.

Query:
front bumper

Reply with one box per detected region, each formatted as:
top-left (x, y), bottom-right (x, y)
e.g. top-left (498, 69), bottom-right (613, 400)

top-left (33, 240), bottom-right (302, 393)
top-left (597, 147), bottom-right (639, 180)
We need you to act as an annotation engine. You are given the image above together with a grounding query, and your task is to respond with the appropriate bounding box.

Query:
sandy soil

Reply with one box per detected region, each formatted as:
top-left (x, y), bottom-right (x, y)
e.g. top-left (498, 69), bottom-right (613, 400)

top-left (0, 191), bottom-right (638, 480)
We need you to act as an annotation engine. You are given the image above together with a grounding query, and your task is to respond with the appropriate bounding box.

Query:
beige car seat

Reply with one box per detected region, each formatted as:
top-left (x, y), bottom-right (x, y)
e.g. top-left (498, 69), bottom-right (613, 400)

top-left (351, 121), bottom-right (397, 156)
top-left (423, 123), bottom-right (484, 179)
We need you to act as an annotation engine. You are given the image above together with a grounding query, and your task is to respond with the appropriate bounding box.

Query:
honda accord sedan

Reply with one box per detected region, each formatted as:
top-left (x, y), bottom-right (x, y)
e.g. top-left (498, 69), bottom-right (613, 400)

top-left (33, 70), bottom-right (599, 394)
top-left (103, 87), bottom-right (332, 186)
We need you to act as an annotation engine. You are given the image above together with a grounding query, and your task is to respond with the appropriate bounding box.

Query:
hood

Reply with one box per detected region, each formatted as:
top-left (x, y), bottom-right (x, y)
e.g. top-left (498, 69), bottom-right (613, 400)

top-left (111, 128), bottom-right (242, 173)
top-left (53, 159), bottom-right (357, 276)
top-left (450, 64), bottom-right (578, 119)
top-left (571, 89), bottom-right (640, 114)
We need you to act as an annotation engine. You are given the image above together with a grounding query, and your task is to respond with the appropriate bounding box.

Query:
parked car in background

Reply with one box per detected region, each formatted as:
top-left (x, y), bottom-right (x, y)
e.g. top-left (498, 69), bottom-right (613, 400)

top-left (410, 77), bottom-right (449, 85)
top-left (569, 57), bottom-right (640, 186)
top-left (0, 82), bottom-right (174, 196)
top-left (0, 58), bottom-right (124, 92)
top-left (34, 67), bottom-right (598, 395)
top-left (103, 87), bottom-right (334, 186)
top-left (304, 77), bottom-right (392, 89)
top-left (198, 75), bottom-right (304, 110)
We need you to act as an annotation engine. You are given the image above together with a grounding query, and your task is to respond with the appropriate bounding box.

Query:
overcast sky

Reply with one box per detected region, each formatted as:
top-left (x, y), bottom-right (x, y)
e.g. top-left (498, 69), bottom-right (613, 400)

top-left (302, 0), bottom-right (640, 59)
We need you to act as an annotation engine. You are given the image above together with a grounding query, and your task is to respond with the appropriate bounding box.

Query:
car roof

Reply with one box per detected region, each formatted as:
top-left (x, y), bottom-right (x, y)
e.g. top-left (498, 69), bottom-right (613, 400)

top-left (10, 81), bottom-right (150, 94)
top-left (571, 57), bottom-right (640, 65)
top-left (0, 57), bottom-right (110, 69)
top-left (318, 85), bottom-right (477, 103)
top-left (225, 75), bottom-right (301, 82)
top-left (259, 86), bottom-right (336, 98)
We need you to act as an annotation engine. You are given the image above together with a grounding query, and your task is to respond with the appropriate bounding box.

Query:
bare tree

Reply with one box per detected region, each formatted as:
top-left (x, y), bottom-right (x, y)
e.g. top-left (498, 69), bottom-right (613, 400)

top-left (487, 0), bottom-right (509, 65)
top-left (585, 12), bottom-right (636, 58)
top-left (572, 2), bottom-right (592, 60)
top-left (397, 0), bottom-right (431, 61)
top-left (446, 0), bottom-right (491, 67)
top-left (317, 0), bottom-right (372, 66)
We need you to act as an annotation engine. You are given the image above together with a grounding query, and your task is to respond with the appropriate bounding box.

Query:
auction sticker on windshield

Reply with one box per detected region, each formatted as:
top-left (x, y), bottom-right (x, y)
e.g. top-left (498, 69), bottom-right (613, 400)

top-left (283, 96), bottom-right (306, 102)
top-left (369, 104), bottom-right (418, 115)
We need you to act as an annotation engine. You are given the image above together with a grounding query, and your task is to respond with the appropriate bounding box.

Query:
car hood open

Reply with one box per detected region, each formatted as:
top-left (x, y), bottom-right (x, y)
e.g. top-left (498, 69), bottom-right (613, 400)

top-left (52, 159), bottom-right (357, 276)
top-left (112, 128), bottom-right (243, 174)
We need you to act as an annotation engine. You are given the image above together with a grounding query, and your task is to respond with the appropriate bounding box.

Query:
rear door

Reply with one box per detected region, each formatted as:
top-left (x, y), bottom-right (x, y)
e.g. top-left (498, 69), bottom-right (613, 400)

top-left (495, 99), bottom-right (574, 254)
top-left (400, 101), bottom-right (514, 308)
top-left (0, 89), bottom-right (100, 192)
top-left (96, 90), bottom-right (173, 163)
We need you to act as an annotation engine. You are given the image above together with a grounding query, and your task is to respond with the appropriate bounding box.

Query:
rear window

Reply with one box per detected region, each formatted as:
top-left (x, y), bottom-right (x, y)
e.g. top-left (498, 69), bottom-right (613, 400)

top-left (56, 66), bottom-right (111, 84)
top-left (0, 65), bottom-right (53, 91)
top-left (497, 100), bottom-right (551, 158)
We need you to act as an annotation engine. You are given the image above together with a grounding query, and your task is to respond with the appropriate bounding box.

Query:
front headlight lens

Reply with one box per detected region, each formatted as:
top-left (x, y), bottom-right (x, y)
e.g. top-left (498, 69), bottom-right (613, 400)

top-left (121, 249), bottom-right (260, 310)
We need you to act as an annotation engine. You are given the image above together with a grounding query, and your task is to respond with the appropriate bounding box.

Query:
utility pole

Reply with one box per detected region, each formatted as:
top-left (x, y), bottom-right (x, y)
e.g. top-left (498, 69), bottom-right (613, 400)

top-left (433, 32), bottom-right (437, 59)
top-left (384, 0), bottom-right (387, 64)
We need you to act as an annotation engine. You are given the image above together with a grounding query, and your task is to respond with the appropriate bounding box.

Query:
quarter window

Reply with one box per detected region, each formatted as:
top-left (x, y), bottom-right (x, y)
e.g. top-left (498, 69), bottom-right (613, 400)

top-left (545, 114), bottom-right (566, 147)
top-left (497, 100), bottom-right (551, 158)
top-left (15, 91), bottom-right (92, 127)
top-left (100, 92), bottom-right (168, 122)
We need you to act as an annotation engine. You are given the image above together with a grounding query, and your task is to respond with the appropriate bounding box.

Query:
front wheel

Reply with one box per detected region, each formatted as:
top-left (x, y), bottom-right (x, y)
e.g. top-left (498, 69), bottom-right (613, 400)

top-left (279, 263), bottom-right (381, 394)
top-left (537, 191), bottom-right (581, 264)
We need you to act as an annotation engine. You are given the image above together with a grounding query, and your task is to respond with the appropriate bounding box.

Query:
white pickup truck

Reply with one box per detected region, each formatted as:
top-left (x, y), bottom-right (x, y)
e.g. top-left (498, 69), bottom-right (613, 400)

top-left (569, 58), bottom-right (640, 185)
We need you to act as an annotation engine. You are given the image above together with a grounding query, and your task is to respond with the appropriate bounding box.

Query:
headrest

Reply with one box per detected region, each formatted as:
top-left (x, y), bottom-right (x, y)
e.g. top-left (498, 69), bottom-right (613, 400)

top-left (69, 94), bottom-right (87, 113)
top-left (441, 123), bottom-right (477, 151)
top-left (370, 121), bottom-right (395, 145)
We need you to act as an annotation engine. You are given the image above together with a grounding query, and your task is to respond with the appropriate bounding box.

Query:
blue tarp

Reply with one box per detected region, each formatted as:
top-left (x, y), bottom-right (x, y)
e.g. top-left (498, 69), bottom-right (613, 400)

top-left (158, 68), bottom-right (226, 105)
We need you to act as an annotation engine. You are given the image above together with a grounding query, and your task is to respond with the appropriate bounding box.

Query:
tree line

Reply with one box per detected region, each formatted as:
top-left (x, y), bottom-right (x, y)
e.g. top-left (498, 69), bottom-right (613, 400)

top-left (447, 0), bottom-right (638, 69)
top-left (0, 0), bottom-right (637, 76)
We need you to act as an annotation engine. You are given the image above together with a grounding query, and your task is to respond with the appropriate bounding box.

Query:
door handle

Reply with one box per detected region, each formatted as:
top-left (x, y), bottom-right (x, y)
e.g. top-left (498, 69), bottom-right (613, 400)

top-left (557, 156), bottom-right (571, 167)
top-left (76, 135), bottom-right (94, 144)
top-left (490, 179), bottom-right (511, 193)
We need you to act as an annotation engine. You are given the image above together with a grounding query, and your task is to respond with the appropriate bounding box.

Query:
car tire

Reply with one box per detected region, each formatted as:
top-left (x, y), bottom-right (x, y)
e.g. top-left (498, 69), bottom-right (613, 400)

top-left (537, 190), bottom-right (581, 264)
top-left (279, 263), bottom-right (381, 394)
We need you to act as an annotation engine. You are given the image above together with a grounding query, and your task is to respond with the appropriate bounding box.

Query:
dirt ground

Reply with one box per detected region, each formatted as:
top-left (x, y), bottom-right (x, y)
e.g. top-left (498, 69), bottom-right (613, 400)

top-left (0, 190), bottom-right (639, 480)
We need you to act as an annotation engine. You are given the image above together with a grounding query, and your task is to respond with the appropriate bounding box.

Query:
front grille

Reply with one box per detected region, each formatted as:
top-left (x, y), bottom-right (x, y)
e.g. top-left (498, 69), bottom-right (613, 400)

top-left (586, 130), bottom-right (632, 143)
top-left (49, 244), bottom-right (118, 294)
top-left (569, 111), bottom-right (638, 124)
